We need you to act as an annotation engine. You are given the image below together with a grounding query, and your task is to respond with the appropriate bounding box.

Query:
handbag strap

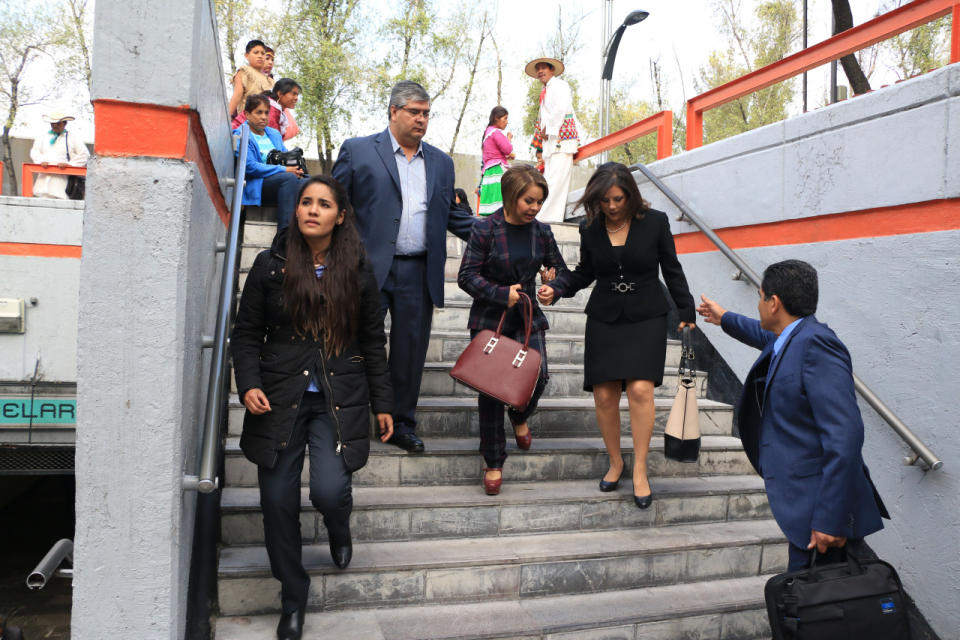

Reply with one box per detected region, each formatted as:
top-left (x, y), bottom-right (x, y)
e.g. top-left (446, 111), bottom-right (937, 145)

top-left (678, 326), bottom-right (696, 382)
top-left (493, 291), bottom-right (534, 349)
top-left (65, 131), bottom-right (70, 162)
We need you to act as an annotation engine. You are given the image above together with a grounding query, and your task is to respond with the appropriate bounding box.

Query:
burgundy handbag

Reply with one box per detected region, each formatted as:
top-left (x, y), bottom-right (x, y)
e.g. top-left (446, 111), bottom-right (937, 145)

top-left (449, 292), bottom-right (542, 410)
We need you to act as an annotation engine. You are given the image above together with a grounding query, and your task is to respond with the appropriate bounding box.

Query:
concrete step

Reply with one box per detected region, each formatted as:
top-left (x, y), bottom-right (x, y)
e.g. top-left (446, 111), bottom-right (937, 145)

top-left (227, 393), bottom-right (731, 439)
top-left (223, 435), bottom-right (752, 489)
top-left (215, 574), bottom-right (774, 639)
top-left (216, 519), bottom-right (786, 615)
top-left (220, 475), bottom-right (770, 545)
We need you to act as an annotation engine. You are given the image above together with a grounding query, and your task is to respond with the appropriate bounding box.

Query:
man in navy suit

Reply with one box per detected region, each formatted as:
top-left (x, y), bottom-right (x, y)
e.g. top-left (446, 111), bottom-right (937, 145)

top-left (697, 260), bottom-right (888, 571)
top-left (332, 81), bottom-right (474, 452)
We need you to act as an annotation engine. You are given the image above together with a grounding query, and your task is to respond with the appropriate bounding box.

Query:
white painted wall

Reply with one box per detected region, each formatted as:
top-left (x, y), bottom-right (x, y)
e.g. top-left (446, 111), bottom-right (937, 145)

top-left (0, 196), bottom-right (82, 382)
top-left (73, 0), bottom-right (233, 638)
top-left (569, 64), bottom-right (960, 638)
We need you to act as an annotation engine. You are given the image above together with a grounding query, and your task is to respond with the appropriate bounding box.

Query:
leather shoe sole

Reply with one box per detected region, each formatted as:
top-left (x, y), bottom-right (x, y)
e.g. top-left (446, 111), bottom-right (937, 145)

top-left (387, 432), bottom-right (425, 453)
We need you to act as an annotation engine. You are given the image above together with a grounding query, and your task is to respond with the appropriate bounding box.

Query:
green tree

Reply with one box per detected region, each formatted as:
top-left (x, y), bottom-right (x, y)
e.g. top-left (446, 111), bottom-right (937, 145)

top-left (882, 0), bottom-right (951, 79)
top-left (0, 3), bottom-right (65, 195)
top-left (695, 0), bottom-right (799, 144)
top-left (214, 0), bottom-right (254, 76)
top-left (583, 89), bottom-right (659, 167)
top-left (370, 0), bottom-right (467, 108)
top-left (282, 0), bottom-right (364, 173)
top-left (59, 0), bottom-right (93, 95)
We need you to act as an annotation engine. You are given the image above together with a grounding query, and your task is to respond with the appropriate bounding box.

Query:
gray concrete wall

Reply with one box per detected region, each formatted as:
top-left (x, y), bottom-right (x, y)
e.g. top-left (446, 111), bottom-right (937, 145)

top-left (571, 65), bottom-right (960, 638)
top-left (0, 196), bottom-right (82, 382)
top-left (74, 0), bottom-right (232, 638)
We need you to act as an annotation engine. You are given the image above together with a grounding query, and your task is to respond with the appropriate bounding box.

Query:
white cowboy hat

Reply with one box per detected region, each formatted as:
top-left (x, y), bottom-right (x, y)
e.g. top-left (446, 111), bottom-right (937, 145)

top-left (524, 57), bottom-right (565, 78)
top-left (43, 111), bottom-right (75, 123)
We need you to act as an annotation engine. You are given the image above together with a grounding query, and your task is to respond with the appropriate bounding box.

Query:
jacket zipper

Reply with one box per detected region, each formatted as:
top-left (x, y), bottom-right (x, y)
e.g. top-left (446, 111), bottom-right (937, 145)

top-left (317, 342), bottom-right (344, 455)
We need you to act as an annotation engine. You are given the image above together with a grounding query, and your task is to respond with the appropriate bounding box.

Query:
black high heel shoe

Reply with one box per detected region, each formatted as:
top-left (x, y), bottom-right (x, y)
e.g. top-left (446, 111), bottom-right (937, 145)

top-left (599, 468), bottom-right (623, 492)
top-left (633, 493), bottom-right (653, 509)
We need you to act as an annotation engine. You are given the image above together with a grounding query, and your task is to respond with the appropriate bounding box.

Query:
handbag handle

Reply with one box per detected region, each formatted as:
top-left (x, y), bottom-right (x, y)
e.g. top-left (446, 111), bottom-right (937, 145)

top-left (678, 326), bottom-right (696, 382)
top-left (493, 291), bottom-right (534, 349)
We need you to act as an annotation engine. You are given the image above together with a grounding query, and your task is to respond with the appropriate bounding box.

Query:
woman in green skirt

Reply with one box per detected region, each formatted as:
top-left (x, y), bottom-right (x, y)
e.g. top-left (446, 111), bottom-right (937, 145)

top-left (478, 106), bottom-right (515, 215)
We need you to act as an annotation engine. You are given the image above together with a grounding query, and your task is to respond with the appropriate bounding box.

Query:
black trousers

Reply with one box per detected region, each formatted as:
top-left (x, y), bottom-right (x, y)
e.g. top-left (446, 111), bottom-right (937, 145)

top-left (258, 391), bottom-right (352, 614)
top-left (380, 255), bottom-right (433, 435)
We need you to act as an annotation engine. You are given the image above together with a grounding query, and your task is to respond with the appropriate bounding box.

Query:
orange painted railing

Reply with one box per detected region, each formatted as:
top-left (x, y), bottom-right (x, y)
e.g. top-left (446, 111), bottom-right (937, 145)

top-left (21, 164), bottom-right (87, 198)
top-left (574, 110), bottom-right (673, 163)
top-left (686, 0), bottom-right (960, 149)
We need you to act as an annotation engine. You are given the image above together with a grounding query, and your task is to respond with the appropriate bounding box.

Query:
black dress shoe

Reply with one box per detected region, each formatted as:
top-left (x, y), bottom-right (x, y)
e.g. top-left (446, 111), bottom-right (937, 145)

top-left (387, 432), bottom-right (425, 453)
top-left (633, 493), bottom-right (653, 509)
top-left (276, 608), bottom-right (305, 640)
top-left (329, 536), bottom-right (353, 569)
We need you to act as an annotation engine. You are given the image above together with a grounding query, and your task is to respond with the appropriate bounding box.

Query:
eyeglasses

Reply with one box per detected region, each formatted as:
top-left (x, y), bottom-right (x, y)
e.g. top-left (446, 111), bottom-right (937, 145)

top-left (397, 106), bottom-right (432, 119)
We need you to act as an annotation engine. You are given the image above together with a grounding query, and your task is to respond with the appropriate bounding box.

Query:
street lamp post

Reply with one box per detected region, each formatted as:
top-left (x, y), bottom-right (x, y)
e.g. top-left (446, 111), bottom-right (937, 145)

top-left (599, 8), bottom-right (649, 164)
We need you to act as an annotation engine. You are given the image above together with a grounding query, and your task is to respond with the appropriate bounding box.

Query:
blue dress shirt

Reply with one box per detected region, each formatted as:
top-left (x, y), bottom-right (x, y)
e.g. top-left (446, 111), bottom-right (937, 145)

top-left (388, 129), bottom-right (429, 256)
top-left (773, 317), bottom-right (803, 356)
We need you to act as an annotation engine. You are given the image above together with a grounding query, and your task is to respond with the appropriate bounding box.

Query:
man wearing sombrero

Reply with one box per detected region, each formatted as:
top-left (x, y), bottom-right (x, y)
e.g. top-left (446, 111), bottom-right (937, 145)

top-left (29, 111), bottom-right (89, 199)
top-left (527, 56), bottom-right (580, 223)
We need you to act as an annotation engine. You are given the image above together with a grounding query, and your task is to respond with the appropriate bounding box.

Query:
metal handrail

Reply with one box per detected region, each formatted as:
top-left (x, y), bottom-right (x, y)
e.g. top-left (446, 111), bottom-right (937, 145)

top-left (629, 161), bottom-right (943, 471)
top-left (183, 123), bottom-right (249, 493)
top-left (27, 538), bottom-right (73, 589)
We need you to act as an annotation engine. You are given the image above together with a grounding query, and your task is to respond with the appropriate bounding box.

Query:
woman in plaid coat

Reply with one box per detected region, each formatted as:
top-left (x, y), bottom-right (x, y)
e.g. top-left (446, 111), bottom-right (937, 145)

top-left (457, 165), bottom-right (568, 495)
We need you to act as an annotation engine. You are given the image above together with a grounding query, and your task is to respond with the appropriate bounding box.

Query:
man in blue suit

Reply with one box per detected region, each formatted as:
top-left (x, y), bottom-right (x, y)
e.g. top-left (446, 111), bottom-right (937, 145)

top-left (332, 81), bottom-right (474, 452)
top-left (697, 260), bottom-right (888, 571)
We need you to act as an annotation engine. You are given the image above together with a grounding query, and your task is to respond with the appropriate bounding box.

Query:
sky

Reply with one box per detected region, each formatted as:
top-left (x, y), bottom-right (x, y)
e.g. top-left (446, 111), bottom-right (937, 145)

top-left (11, 0), bottom-right (917, 154)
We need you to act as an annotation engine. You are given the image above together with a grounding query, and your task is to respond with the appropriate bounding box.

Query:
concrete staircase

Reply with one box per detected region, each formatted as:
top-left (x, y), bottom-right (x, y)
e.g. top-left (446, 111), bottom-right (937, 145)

top-left (214, 220), bottom-right (784, 639)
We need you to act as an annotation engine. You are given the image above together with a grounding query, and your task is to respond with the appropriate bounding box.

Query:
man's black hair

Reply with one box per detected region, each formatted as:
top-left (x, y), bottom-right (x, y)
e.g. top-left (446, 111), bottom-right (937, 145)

top-left (245, 39), bottom-right (266, 53)
top-left (761, 259), bottom-right (818, 317)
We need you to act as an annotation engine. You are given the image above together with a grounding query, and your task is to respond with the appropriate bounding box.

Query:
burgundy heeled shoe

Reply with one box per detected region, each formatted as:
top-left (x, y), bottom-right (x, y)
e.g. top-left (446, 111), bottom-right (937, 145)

top-left (513, 424), bottom-right (532, 450)
top-left (482, 468), bottom-right (503, 495)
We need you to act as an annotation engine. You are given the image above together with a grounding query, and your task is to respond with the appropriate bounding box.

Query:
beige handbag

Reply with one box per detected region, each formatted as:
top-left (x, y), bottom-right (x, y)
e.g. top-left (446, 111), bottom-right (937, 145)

top-left (664, 327), bottom-right (700, 462)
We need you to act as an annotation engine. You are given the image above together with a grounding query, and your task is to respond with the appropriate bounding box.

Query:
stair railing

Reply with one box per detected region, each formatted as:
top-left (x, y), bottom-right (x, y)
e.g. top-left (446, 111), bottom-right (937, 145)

top-left (628, 161), bottom-right (943, 472)
top-left (183, 123), bottom-right (250, 493)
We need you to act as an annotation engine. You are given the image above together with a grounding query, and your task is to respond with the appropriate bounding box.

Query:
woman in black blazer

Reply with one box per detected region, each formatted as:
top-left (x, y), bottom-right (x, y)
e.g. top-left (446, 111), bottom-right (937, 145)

top-left (232, 175), bottom-right (393, 639)
top-left (539, 163), bottom-right (695, 509)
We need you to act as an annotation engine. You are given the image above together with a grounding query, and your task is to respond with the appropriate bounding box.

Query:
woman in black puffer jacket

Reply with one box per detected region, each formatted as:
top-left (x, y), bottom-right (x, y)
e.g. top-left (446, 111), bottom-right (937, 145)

top-left (231, 175), bottom-right (392, 640)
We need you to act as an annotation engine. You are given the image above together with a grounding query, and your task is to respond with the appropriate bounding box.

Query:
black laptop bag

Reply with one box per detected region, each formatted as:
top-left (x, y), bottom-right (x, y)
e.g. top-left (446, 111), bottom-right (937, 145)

top-left (764, 545), bottom-right (911, 639)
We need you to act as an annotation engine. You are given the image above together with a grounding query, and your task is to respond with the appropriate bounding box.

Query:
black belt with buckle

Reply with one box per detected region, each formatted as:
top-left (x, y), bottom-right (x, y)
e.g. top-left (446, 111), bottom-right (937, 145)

top-left (608, 281), bottom-right (637, 293)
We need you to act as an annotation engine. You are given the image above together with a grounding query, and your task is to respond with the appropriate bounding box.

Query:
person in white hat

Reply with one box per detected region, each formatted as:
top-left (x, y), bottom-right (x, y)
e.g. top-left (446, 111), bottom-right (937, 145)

top-left (526, 57), bottom-right (580, 223)
top-left (29, 111), bottom-right (88, 199)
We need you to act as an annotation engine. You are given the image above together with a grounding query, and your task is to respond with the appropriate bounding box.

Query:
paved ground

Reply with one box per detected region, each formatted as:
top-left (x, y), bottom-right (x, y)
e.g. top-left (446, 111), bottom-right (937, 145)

top-left (0, 475), bottom-right (74, 639)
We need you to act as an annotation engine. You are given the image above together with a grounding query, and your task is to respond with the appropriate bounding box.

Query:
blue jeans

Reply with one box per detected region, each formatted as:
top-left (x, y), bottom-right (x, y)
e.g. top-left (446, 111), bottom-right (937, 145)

top-left (260, 171), bottom-right (305, 233)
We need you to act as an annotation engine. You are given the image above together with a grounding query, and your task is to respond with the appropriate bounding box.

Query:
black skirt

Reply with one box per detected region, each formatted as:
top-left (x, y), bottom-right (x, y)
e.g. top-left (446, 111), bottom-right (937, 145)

top-left (583, 313), bottom-right (667, 391)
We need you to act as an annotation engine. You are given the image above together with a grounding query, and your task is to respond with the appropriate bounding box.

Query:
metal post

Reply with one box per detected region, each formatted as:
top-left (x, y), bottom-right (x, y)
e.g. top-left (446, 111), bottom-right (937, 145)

top-left (600, 0), bottom-right (613, 164)
top-left (802, 0), bottom-right (808, 112)
top-left (830, 9), bottom-right (838, 103)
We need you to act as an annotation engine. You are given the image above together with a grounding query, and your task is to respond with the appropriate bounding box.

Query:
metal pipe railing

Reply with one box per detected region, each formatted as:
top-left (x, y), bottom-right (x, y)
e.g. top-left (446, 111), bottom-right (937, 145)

top-left (629, 161), bottom-right (943, 471)
top-left (184, 123), bottom-right (250, 493)
top-left (27, 538), bottom-right (73, 589)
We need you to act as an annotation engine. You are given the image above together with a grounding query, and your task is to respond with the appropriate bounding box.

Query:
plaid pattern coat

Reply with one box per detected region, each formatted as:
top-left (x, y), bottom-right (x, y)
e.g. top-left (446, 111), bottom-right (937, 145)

top-left (457, 209), bottom-right (568, 332)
